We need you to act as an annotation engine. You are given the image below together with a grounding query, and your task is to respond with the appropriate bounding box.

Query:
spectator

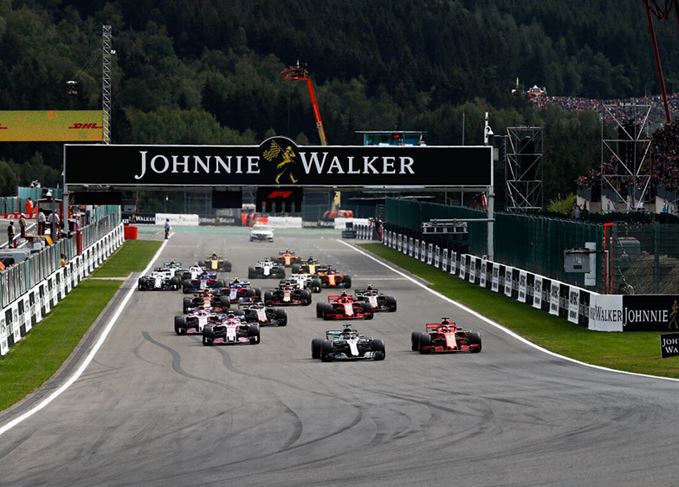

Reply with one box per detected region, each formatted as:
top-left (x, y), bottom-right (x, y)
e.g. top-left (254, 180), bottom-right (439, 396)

top-left (59, 253), bottom-right (67, 268)
top-left (48, 211), bottom-right (60, 241)
top-left (37, 210), bottom-right (46, 235)
top-left (19, 214), bottom-right (26, 238)
top-left (7, 220), bottom-right (15, 248)
top-left (25, 197), bottom-right (33, 218)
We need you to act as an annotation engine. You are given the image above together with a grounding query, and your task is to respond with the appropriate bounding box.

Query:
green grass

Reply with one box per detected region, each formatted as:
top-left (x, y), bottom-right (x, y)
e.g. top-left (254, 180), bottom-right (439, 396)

top-left (92, 240), bottom-right (162, 277)
top-left (0, 239), bottom-right (162, 411)
top-left (359, 243), bottom-right (678, 379)
top-left (0, 280), bottom-right (120, 410)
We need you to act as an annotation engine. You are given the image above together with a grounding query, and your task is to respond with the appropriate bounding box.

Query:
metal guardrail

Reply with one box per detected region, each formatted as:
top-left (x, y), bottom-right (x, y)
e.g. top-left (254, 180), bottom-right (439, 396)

top-left (0, 210), bottom-right (120, 309)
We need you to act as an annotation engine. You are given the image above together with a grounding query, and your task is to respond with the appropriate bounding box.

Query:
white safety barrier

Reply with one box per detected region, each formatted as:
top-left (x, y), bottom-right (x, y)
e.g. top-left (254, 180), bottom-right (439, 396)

top-left (379, 229), bottom-right (621, 331)
top-left (155, 213), bottom-right (200, 226)
top-left (335, 217), bottom-right (371, 230)
top-left (0, 224), bottom-right (125, 355)
top-left (267, 216), bottom-right (303, 228)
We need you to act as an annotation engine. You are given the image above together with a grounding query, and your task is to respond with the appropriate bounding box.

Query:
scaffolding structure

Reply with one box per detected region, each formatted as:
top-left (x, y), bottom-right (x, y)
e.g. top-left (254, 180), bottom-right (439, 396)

top-left (505, 126), bottom-right (543, 211)
top-left (600, 103), bottom-right (652, 212)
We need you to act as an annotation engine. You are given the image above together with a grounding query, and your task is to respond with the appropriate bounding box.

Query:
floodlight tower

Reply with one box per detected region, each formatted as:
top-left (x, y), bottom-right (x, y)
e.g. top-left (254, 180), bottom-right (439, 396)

top-left (281, 61), bottom-right (328, 145)
top-left (102, 25), bottom-right (113, 144)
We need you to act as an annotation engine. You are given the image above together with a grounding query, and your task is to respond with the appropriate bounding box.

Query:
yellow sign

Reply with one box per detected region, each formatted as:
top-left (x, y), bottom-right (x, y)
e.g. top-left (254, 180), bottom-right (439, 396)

top-left (0, 110), bottom-right (103, 142)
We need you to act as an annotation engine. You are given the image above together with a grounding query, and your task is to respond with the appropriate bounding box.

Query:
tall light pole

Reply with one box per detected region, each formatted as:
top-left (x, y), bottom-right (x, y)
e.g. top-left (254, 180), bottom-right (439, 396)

top-left (102, 25), bottom-right (113, 144)
top-left (484, 112), bottom-right (495, 260)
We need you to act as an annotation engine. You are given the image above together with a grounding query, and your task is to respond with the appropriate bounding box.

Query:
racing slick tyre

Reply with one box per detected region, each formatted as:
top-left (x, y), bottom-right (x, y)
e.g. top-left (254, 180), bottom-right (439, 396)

top-left (202, 326), bottom-right (214, 346)
top-left (174, 316), bottom-right (186, 335)
top-left (170, 276), bottom-right (181, 290)
top-left (291, 263), bottom-right (301, 274)
top-left (362, 304), bottom-right (374, 320)
top-left (247, 266), bottom-right (257, 279)
top-left (223, 262), bottom-right (232, 272)
top-left (320, 339), bottom-right (335, 362)
top-left (264, 291), bottom-right (273, 306)
top-left (371, 338), bottom-right (386, 360)
top-left (343, 275), bottom-right (352, 289)
top-left (418, 333), bottom-right (432, 354)
top-left (302, 289), bottom-right (312, 305)
top-left (311, 338), bottom-right (323, 359)
top-left (183, 297), bottom-right (193, 313)
top-left (467, 331), bottom-right (482, 353)
top-left (182, 279), bottom-right (192, 293)
top-left (137, 279), bottom-right (145, 291)
top-left (218, 296), bottom-right (231, 309)
top-left (317, 303), bottom-right (333, 319)
top-left (248, 323), bottom-right (261, 344)
top-left (253, 287), bottom-right (262, 300)
top-left (411, 331), bottom-right (421, 351)
top-left (384, 296), bottom-right (397, 312)
top-left (311, 278), bottom-right (322, 293)
top-left (276, 309), bottom-right (288, 326)
top-left (316, 302), bottom-right (324, 318)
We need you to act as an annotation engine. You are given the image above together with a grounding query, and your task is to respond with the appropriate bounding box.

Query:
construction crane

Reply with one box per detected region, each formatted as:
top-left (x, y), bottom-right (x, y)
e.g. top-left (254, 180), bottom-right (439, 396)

top-left (643, 0), bottom-right (679, 124)
top-left (281, 61), bottom-right (328, 145)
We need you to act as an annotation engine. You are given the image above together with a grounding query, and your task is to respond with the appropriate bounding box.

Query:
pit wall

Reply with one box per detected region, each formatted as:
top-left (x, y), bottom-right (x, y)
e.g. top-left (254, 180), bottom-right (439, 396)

top-left (0, 225), bottom-right (125, 355)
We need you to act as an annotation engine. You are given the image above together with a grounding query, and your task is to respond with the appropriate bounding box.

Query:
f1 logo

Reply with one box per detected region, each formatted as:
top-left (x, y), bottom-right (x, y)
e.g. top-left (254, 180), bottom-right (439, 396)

top-left (267, 191), bottom-right (293, 199)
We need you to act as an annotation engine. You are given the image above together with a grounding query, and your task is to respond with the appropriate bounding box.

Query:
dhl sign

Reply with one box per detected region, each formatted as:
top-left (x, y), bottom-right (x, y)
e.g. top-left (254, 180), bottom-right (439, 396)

top-left (0, 110), bottom-right (103, 141)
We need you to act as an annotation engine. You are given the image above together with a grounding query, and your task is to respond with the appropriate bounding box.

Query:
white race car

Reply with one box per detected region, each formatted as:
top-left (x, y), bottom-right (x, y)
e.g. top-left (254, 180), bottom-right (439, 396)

top-left (248, 258), bottom-right (286, 279)
top-left (250, 223), bottom-right (274, 242)
top-left (285, 273), bottom-right (322, 293)
top-left (138, 270), bottom-right (181, 291)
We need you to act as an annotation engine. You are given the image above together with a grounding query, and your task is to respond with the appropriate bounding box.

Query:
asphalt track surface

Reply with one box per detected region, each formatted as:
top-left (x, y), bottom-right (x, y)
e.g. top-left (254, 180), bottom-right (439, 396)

top-left (2, 227), bottom-right (679, 486)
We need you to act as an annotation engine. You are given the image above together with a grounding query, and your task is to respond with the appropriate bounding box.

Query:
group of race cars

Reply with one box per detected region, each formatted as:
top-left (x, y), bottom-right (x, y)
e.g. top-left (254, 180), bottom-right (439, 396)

top-left (138, 249), bottom-right (482, 358)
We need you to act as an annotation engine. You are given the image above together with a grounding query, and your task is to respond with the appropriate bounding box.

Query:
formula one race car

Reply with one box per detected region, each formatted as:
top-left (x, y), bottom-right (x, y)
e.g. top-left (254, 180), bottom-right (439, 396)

top-left (316, 266), bottom-right (352, 288)
top-left (248, 258), bottom-right (286, 279)
top-left (311, 325), bottom-right (385, 362)
top-left (263, 283), bottom-right (312, 306)
top-left (354, 287), bottom-right (397, 312)
top-left (285, 273), bottom-right (322, 293)
top-left (182, 290), bottom-right (231, 313)
top-left (273, 249), bottom-right (301, 267)
top-left (225, 278), bottom-right (262, 304)
top-left (202, 315), bottom-right (260, 346)
top-left (199, 253), bottom-right (232, 272)
top-left (411, 318), bottom-right (482, 354)
top-left (237, 302), bottom-right (288, 327)
top-left (138, 271), bottom-right (181, 291)
top-left (291, 257), bottom-right (322, 275)
top-left (182, 272), bottom-right (226, 293)
top-left (174, 308), bottom-right (218, 335)
top-left (316, 292), bottom-right (373, 320)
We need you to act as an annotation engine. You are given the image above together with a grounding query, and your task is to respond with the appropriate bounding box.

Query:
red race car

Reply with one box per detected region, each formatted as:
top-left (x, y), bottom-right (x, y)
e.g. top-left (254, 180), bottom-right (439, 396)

top-left (316, 292), bottom-right (374, 320)
top-left (411, 318), bottom-right (482, 353)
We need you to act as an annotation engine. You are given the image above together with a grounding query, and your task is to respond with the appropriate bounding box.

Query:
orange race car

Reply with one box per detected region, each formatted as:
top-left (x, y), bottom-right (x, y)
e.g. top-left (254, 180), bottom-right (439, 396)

top-left (316, 266), bottom-right (352, 288)
top-left (273, 249), bottom-right (301, 267)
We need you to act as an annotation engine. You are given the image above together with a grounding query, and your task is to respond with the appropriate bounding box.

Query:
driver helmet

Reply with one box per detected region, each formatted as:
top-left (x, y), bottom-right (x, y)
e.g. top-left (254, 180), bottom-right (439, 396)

top-left (366, 284), bottom-right (374, 291)
top-left (441, 317), bottom-right (451, 325)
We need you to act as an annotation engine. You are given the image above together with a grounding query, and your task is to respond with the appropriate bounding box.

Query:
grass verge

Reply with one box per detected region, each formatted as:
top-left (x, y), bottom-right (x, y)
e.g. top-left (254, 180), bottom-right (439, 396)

top-left (92, 240), bottom-right (162, 277)
top-left (0, 239), bottom-right (162, 411)
top-left (359, 243), bottom-right (678, 379)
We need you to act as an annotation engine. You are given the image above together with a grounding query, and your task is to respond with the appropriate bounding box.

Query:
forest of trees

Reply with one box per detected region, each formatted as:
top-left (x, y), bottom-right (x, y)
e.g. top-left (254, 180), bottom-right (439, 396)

top-left (0, 0), bottom-right (676, 204)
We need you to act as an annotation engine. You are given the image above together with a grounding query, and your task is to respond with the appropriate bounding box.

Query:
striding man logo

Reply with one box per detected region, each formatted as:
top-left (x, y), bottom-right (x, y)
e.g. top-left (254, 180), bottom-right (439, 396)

top-left (668, 300), bottom-right (678, 330)
top-left (261, 137), bottom-right (299, 184)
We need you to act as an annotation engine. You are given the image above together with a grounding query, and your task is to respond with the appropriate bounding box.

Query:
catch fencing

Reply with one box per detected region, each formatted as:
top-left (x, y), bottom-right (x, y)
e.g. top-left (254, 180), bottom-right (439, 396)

top-left (0, 214), bottom-right (124, 356)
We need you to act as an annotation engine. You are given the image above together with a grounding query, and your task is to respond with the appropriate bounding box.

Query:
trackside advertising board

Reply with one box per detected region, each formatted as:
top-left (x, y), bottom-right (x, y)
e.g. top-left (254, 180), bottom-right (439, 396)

top-left (0, 110), bottom-right (103, 141)
top-left (65, 137), bottom-right (492, 188)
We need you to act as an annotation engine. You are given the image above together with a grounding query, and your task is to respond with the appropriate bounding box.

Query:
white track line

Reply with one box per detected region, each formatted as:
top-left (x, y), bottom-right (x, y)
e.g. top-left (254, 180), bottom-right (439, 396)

top-left (0, 239), bottom-right (168, 436)
top-left (340, 240), bottom-right (679, 384)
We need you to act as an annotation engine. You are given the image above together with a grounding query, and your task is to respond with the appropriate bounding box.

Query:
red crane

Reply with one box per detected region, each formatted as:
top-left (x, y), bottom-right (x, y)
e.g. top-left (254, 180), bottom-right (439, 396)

top-left (643, 0), bottom-right (679, 123)
top-left (281, 61), bottom-right (328, 145)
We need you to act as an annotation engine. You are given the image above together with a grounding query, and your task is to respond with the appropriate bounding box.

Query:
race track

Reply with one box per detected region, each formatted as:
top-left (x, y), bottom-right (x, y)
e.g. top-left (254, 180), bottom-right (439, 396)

top-left (1, 228), bottom-right (679, 486)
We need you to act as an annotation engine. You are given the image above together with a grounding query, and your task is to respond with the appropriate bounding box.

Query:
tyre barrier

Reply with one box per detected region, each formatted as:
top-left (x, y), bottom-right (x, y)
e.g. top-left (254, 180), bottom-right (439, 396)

top-left (0, 224), bottom-right (125, 355)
